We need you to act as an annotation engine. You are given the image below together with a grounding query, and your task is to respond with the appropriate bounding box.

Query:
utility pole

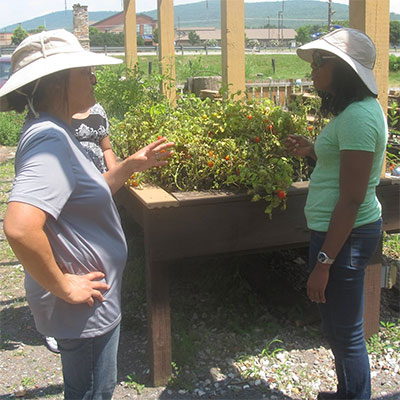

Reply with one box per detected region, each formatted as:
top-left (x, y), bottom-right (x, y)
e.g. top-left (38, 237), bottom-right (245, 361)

top-left (328, 0), bottom-right (333, 31)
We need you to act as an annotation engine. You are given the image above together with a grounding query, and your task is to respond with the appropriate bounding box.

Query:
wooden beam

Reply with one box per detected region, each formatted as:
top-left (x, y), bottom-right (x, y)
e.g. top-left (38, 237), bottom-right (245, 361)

top-left (221, 0), bottom-right (245, 98)
top-left (349, 0), bottom-right (390, 177)
top-left (349, 0), bottom-right (390, 337)
top-left (157, 0), bottom-right (176, 104)
top-left (349, 0), bottom-right (390, 113)
top-left (124, 0), bottom-right (138, 69)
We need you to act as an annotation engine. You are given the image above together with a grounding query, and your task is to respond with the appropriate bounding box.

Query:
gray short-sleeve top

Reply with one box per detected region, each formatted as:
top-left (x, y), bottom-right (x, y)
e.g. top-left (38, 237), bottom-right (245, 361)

top-left (8, 113), bottom-right (127, 339)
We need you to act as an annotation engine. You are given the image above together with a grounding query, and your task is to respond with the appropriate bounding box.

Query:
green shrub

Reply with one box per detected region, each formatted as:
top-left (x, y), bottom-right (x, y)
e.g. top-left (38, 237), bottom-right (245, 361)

top-left (111, 91), bottom-right (318, 215)
top-left (389, 54), bottom-right (400, 72)
top-left (0, 111), bottom-right (25, 146)
top-left (94, 64), bottom-right (165, 122)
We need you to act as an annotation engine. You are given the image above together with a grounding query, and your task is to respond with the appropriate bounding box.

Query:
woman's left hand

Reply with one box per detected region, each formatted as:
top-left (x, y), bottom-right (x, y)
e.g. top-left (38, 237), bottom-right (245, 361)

top-left (307, 264), bottom-right (330, 303)
top-left (130, 137), bottom-right (174, 172)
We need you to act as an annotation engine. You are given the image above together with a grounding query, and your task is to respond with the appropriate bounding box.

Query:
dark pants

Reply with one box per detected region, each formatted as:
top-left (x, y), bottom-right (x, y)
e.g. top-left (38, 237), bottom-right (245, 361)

top-left (309, 219), bottom-right (382, 399)
top-left (57, 323), bottom-right (120, 400)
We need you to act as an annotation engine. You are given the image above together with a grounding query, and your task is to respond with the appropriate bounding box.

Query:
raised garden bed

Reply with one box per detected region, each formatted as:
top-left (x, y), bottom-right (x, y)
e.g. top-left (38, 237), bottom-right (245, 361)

top-left (115, 177), bottom-right (400, 386)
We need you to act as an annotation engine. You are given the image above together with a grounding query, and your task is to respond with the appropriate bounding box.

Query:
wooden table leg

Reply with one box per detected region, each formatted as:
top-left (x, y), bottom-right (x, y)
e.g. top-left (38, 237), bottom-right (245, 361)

top-left (363, 239), bottom-right (382, 340)
top-left (145, 259), bottom-right (172, 386)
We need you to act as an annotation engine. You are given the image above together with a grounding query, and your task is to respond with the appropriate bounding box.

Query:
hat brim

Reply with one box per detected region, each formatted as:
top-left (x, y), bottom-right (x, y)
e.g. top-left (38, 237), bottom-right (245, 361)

top-left (297, 38), bottom-right (378, 95)
top-left (0, 51), bottom-right (122, 111)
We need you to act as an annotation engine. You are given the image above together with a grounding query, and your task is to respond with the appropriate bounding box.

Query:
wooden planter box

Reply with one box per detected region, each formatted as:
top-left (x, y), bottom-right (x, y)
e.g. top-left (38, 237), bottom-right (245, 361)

top-left (115, 177), bottom-right (400, 386)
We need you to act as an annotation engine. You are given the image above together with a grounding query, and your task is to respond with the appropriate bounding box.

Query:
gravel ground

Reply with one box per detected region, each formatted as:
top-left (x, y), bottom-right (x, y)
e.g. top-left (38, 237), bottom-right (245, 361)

top-left (1, 148), bottom-right (399, 400)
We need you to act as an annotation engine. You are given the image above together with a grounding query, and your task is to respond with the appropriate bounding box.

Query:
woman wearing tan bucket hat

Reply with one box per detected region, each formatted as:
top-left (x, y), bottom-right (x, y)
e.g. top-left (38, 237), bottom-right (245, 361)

top-left (0, 29), bottom-right (173, 399)
top-left (286, 28), bottom-right (387, 399)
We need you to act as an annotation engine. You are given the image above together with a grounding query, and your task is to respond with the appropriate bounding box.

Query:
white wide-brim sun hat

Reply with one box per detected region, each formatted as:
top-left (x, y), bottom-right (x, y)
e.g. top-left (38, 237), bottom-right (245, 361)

top-left (0, 29), bottom-right (122, 111)
top-left (297, 28), bottom-right (378, 95)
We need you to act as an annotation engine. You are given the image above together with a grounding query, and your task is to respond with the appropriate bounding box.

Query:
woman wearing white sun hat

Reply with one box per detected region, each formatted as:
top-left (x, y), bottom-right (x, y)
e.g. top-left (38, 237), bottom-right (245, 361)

top-left (286, 28), bottom-right (387, 400)
top-left (1, 29), bottom-right (173, 399)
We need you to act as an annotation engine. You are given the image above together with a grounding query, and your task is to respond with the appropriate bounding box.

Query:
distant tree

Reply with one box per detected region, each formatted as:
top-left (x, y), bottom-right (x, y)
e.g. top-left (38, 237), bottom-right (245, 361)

top-left (89, 27), bottom-right (124, 47)
top-left (152, 27), bottom-right (159, 44)
top-left (11, 25), bottom-right (29, 45)
top-left (188, 31), bottom-right (200, 45)
top-left (390, 21), bottom-right (400, 47)
top-left (204, 39), bottom-right (217, 47)
top-left (137, 35), bottom-right (145, 46)
top-left (296, 26), bottom-right (311, 45)
top-left (30, 25), bottom-right (46, 34)
top-left (332, 20), bottom-right (349, 28)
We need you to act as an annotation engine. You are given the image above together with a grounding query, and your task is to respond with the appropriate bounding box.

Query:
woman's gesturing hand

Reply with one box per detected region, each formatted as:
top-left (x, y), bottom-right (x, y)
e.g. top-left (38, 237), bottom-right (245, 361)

top-left (62, 271), bottom-right (110, 307)
top-left (130, 137), bottom-right (174, 172)
top-left (285, 135), bottom-right (315, 159)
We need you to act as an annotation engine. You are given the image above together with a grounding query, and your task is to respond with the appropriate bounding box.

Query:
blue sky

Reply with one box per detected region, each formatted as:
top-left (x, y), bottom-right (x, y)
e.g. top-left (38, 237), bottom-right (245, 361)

top-left (1, 0), bottom-right (399, 30)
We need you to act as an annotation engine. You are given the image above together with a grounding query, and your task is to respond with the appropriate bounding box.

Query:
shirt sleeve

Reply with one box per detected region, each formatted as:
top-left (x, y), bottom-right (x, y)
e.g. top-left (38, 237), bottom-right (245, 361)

top-left (336, 102), bottom-right (378, 153)
top-left (9, 129), bottom-right (76, 220)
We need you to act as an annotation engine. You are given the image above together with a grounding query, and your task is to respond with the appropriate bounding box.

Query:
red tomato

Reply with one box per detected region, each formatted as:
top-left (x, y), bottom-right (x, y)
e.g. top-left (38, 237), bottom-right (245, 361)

top-left (253, 136), bottom-right (261, 143)
top-left (207, 161), bottom-right (214, 168)
top-left (276, 189), bottom-right (287, 199)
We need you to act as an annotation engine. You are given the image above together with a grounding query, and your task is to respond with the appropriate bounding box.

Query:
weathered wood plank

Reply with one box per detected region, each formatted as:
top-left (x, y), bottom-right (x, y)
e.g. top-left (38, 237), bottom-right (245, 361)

top-left (123, 0), bottom-right (137, 68)
top-left (221, 0), bottom-right (245, 97)
top-left (157, 0), bottom-right (176, 103)
top-left (145, 258), bottom-right (172, 386)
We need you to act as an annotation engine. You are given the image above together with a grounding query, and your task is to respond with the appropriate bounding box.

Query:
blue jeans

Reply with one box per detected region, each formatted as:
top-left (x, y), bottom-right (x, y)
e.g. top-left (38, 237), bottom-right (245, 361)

top-left (57, 323), bottom-right (120, 400)
top-left (309, 219), bottom-right (382, 400)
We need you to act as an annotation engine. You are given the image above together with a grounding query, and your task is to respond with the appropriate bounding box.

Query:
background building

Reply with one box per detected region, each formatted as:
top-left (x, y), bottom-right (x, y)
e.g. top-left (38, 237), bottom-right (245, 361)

top-left (91, 12), bottom-right (157, 45)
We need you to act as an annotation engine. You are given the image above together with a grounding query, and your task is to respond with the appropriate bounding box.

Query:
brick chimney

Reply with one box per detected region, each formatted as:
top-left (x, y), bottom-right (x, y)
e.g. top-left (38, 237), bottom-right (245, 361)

top-left (73, 4), bottom-right (90, 50)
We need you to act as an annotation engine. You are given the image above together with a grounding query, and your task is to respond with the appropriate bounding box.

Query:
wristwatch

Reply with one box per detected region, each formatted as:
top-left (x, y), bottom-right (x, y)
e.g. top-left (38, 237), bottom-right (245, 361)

top-left (317, 251), bottom-right (335, 265)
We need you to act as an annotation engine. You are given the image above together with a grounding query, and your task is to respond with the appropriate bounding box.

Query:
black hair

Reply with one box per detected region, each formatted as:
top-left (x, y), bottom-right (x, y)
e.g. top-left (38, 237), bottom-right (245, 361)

top-left (318, 58), bottom-right (376, 117)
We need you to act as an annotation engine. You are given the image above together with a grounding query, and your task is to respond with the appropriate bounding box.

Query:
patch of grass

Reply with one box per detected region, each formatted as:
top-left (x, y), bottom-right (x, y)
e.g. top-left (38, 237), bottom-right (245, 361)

top-left (383, 233), bottom-right (400, 260)
top-left (124, 373), bottom-right (145, 394)
top-left (21, 376), bottom-right (35, 387)
top-left (135, 53), bottom-right (400, 87)
top-left (367, 320), bottom-right (400, 355)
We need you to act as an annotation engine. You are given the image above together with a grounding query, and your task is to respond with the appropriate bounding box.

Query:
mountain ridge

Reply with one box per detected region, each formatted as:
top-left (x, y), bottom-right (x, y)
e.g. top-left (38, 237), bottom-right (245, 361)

top-left (1, 1), bottom-right (399, 32)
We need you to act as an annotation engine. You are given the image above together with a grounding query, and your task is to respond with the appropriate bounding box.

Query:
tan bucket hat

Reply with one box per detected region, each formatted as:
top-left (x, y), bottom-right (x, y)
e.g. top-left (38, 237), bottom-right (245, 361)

top-left (0, 29), bottom-right (122, 111)
top-left (297, 28), bottom-right (378, 95)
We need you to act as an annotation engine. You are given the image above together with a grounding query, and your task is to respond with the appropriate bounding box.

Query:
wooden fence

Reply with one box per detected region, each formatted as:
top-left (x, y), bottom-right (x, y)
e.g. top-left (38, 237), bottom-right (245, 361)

top-left (179, 79), bottom-right (314, 109)
top-left (246, 80), bottom-right (313, 109)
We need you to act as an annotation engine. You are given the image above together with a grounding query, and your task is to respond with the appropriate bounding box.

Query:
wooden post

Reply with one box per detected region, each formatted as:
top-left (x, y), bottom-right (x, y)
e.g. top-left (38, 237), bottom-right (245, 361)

top-left (221, 0), bottom-right (245, 98)
top-left (349, 0), bottom-right (390, 339)
top-left (145, 257), bottom-right (172, 386)
top-left (157, 0), bottom-right (176, 104)
top-left (124, 0), bottom-right (137, 69)
top-left (349, 0), bottom-right (390, 114)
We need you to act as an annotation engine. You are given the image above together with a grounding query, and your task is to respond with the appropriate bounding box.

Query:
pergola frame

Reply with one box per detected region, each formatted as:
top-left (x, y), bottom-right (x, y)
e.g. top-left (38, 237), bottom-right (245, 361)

top-left (123, 0), bottom-right (390, 386)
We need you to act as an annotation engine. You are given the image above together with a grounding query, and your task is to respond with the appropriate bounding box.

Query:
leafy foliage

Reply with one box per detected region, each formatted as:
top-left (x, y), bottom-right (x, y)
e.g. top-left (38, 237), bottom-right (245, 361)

top-left (389, 54), bottom-right (400, 72)
top-left (0, 111), bottom-right (25, 146)
top-left (89, 27), bottom-right (125, 47)
top-left (390, 21), bottom-right (400, 47)
top-left (29, 25), bottom-right (46, 34)
top-left (188, 31), bottom-right (201, 45)
top-left (11, 25), bottom-right (28, 45)
top-left (94, 65), bottom-right (164, 121)
top-left (106, 68), bottom-right (317, 215)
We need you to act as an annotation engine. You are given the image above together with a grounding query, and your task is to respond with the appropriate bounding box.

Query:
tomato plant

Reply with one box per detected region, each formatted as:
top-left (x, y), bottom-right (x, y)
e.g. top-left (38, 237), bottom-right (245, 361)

top-left (110, 88), bottom-right (319, 216)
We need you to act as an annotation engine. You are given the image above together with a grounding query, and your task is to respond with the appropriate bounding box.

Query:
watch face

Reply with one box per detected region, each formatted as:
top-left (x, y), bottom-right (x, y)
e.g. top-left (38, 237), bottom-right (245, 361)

top-left (318, 252), bottom-right (327, 263)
